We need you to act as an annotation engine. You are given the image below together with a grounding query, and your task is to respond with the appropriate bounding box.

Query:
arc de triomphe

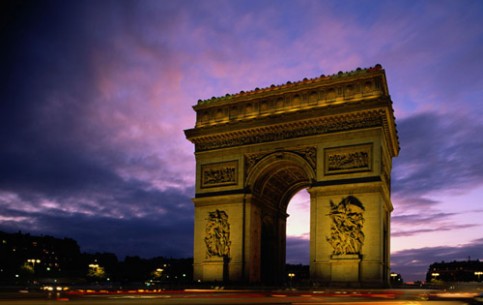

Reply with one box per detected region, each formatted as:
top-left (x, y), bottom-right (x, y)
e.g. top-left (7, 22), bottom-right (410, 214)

top-left (185, 64), bottom-right (399, 287)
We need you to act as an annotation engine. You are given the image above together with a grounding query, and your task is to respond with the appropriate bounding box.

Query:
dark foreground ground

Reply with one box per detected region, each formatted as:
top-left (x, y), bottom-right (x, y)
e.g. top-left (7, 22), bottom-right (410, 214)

top-left (0, 288), bottom-right (481, 305)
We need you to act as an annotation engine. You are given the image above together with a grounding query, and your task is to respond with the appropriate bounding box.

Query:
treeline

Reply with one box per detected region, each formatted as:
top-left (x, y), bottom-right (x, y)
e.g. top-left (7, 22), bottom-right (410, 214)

top-left (0, 231), bottom-right (192, 285)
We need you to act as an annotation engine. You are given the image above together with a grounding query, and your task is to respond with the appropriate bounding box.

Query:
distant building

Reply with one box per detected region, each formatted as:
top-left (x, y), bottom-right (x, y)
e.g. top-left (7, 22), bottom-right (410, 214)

top-left (0, 231), bottom-right (84, 283)
top-left (426, 260), bottom-right (483, 283)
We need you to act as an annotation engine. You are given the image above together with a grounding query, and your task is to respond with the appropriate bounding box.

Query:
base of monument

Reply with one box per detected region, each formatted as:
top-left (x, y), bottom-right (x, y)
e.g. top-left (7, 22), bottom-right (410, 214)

top-left (330, 254), bottom-right (361, 283)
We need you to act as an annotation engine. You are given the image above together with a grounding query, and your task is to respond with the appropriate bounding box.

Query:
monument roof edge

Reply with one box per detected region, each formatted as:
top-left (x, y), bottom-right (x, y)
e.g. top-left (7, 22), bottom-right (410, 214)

top-left (193, 64), bottom-right (385, 109)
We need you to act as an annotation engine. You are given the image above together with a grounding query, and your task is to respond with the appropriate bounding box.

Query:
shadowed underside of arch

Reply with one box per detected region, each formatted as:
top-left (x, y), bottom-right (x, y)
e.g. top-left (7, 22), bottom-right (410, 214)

top-left (248, 152), bottom-right (315, 211)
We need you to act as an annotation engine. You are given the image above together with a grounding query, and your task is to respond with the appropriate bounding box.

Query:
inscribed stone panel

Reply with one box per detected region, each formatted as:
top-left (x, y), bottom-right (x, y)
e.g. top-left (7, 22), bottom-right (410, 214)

top-left (324, 144), bottom-right (372, 175)
top-left (201, 161), bottom-right (238, 188)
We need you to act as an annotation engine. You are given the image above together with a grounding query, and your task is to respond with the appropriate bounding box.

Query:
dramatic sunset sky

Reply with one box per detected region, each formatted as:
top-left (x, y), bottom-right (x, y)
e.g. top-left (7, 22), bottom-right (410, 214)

top-left (1, 0), bottom-right (483, 282)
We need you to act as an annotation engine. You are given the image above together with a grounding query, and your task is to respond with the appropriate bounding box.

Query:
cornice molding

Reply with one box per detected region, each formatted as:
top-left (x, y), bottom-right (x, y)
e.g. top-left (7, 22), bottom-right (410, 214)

top-left (189, 108), bottom-right (395, 154)
top-left (185, 66), bottom-right (399, 156)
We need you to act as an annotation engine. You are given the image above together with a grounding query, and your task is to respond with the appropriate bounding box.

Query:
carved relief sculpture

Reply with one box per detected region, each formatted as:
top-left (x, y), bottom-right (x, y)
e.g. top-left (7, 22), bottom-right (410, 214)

top-left (326, 196), bottom-right (365, 255)
top-left (325, 144), bottom-right (372, 175)
top-left (205, 210), bottom-right (231, 258)
top-left (328, 151), bottom-right (368, 170)
top-left (201, 161), bottom-right (238, 188)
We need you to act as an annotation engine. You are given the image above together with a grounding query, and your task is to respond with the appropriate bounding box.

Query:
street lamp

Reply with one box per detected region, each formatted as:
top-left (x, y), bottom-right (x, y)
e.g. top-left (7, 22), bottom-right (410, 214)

top-left (27, 259), bottom-right (41, 265)
top-left (88, 263), bottom-right (106, 279)
top-left (288, 273), bottom-right (295, 287)
top-left (475, 271), bottom-right (483, 281)
top-left (431, 272), bottom-right (440, 282)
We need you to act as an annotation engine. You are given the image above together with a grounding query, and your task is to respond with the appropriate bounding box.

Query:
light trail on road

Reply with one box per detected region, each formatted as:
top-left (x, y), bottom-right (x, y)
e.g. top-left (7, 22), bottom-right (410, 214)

top-left (0, 294), bottom-right (472, 305)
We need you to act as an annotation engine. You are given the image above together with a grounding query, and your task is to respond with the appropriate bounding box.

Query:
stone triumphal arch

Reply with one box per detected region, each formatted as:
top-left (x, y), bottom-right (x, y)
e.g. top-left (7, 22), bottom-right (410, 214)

top-left (185, 65), bottom-right (399, 287)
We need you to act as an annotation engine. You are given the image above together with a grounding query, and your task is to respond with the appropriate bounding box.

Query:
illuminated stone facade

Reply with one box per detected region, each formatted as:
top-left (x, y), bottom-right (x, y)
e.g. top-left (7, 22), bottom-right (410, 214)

top-left (185, 65), bottom-right (399, 287)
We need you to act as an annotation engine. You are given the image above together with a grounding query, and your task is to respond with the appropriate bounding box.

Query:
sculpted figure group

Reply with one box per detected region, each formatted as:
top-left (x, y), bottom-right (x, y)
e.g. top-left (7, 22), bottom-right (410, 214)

top-left (326, 196), bottom-right (365, 255)
top-left (204, 209), bottom-right (231, 258)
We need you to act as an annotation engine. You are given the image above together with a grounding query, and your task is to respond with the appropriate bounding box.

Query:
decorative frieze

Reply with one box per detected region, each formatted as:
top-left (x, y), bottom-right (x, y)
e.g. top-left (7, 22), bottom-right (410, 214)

top-left (205, 210), bottom-right (231, 258)
top-left (326, 196), bottom-right (365, 256)
top-left (201, 161), bottom-right (238, 188)
top-left (325, 144), bottom-right (372, 175)
top-left (245, 147), bottom-right (317, 177)
top-left (193, 112), bottom-right (383, 152)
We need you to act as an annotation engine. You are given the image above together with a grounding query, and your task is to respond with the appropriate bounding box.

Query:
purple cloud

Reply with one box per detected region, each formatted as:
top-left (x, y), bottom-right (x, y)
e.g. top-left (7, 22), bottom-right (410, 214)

top-left (393, 112), bottom-right (483, 201)
top-left (286, 236), bottom-right (309, 265)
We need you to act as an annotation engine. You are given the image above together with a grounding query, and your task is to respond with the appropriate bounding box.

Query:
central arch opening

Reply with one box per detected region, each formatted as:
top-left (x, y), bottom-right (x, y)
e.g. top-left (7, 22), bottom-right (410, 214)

top-left (248, 152), bottom-right (314, 284)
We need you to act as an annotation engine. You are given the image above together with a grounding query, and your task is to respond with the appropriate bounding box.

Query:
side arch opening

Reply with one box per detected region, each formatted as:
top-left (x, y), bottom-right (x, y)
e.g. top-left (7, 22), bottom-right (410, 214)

top-left (286, 189), bottom-right (310, 282)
